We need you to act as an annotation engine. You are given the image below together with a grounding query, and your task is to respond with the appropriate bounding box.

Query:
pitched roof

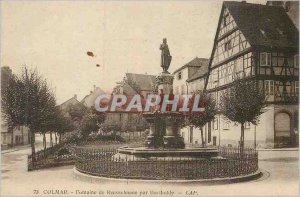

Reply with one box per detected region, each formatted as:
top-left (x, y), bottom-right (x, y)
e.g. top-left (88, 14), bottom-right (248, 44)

top-left (59, 96), bottom-right (80, 108)
top-left (125, 73), bottom-right (156, 91)
top-left (173, 57), bottom-right (209, 74)
top-left (186, 59), bottom-right (210, 82)
top-left (224, 1), bottom-right (299, 49)
top-left (81, 87), bottom-right (106, 108)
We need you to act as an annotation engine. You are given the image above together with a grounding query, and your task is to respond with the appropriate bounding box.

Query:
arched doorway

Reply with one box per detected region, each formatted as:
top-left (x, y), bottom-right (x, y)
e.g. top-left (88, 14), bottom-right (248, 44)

top-left (274, 112), bottom-right (291, 148)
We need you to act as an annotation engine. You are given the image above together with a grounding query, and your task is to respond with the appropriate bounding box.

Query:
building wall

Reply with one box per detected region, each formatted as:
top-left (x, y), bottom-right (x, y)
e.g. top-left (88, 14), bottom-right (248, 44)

top-left (1, 125), bottom-right (29, 148)
top-left (173, 68), bottom-right (189, 95)
top-left (188, 77), bottom-right (206, 93)
top-left (104, 113), bottom-right (143, 131)
top-left (182, 104), bottom-right (298, 148)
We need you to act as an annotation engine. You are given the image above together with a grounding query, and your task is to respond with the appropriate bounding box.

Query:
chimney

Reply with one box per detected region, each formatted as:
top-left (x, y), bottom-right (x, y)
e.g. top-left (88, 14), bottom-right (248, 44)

top-left (74, 94), bottom-right (77, 99)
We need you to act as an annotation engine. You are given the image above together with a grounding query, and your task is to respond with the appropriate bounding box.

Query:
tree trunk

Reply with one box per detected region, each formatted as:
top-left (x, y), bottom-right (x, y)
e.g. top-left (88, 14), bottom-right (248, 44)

top-left (11, 130), bottom-right (14, 147)
top-left (59, 133), bottom-right (62, 144)
top-left (55, 132), bottom-right (58, 145)
top-left (240, 123), bottom-right (245, 155)
top-left (21, 126), bottom-right (24, 145)
top-left (43, 133), bottom-right (46, 155)
top-left (30, 130), bottom-right (36, 163)
top-left (9, 125), bottom-right (14, 147)
top-left (200, 127), bottom-right (205, 147)
top-left (190, 126), bottom-right (194, 144)
top-left (50, 131), bottom-right (53, 147)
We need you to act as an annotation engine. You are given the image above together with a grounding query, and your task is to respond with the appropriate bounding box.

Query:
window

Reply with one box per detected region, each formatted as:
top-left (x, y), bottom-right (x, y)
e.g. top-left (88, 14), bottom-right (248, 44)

top-left (265, 80), bottom-right (274, 96)
top-left (223, 119), bottom-right (230, 130)
top-left (260, 52), bottom-right (271, 67)
top-left (178, 72), bottom-right (182, 80)
top-left (295, 82), bottom-right (299, 96)
top-left (224, 40), bottom-right (232, 51)
top-left (294, 55), bottom-right (299, 68)
top-left (213, 118), bottom-right (218, 130)
top-left (223, 14), bottom-right (230, 27)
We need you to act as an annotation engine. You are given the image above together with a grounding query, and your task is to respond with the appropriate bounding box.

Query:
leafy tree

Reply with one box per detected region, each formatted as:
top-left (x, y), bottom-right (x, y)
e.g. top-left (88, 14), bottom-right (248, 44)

top-left (189, 91), bottom-right (217, 147)
top-left (67, 103), bottom-right (87, 121)
top-left (100, 121), bottom-right (122, 139)
top-left (56, 115), bottom-right (74, 144)
top-left (2, 67), bottom-right (57, 161)
top-left (44, 106), bottom-right (74, 148)
top-left (80, 108), bottom-right (105, 139)
top-left (220, 79), bottom-right (267, 151)
top-left (136, 114), bottom-right (150, 137)
top-left (2, 74), bottom-right (25, 147)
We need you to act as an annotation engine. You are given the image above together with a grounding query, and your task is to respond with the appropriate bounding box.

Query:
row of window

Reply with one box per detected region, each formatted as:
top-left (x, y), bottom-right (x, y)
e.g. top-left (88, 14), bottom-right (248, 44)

top-left (208, 52), bottom-right (253, 89)
top-left (212, 117), bottom-right (251, 130)
top-left (265, 80), bottom-right (299, 97)
top-left (260, 52), bottom-right (299, 68)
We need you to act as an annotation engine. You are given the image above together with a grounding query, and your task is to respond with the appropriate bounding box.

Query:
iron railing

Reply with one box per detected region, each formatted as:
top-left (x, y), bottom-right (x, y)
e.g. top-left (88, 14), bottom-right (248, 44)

top-left (74, 147), bottom-right (258, 180)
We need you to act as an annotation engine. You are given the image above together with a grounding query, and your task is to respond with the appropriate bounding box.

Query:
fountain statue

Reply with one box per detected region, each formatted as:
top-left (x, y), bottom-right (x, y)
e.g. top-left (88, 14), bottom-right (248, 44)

top-left (115, 38), bottom-right (218, 160)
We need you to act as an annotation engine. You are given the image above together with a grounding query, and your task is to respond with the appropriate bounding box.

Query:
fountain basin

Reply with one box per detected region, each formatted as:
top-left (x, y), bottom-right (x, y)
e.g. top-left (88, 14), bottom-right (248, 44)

top-left (113, 146), bottom-right (219, 161)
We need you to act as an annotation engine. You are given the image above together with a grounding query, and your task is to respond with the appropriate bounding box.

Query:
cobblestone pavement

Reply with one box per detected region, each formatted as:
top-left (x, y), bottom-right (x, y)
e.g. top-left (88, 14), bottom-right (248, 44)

top-left (1, 139), bottom-right (299, 196)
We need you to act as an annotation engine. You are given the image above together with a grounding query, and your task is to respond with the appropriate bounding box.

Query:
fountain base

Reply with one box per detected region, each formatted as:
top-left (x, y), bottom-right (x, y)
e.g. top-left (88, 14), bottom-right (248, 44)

top-left (113, 146), bottom-right (219, 161)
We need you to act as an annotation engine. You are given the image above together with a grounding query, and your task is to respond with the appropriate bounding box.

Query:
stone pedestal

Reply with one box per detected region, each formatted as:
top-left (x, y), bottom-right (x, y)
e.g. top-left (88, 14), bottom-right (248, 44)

top-left (157, 73), bottom-right (174, 94)
top-left (144, 72), bottom-right (186, 149)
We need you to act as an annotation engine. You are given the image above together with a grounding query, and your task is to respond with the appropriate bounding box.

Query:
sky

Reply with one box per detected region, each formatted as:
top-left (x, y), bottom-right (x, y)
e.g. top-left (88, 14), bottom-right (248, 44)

top-left (1, 0), bottom-right (266, 104)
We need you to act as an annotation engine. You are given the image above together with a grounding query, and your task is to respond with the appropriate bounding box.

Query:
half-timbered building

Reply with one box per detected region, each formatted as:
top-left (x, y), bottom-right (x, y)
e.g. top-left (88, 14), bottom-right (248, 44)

top-left (205, 1), bottom-right (299, 148)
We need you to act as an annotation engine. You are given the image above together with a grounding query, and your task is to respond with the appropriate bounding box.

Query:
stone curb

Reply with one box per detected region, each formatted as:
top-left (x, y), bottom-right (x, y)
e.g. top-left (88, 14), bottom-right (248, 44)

top-left (73, 167), bottom-right (262, 185)
top-left (1, 149), bottom-right (19, 154)
top-left (257, 148), bottom-right (299, 151)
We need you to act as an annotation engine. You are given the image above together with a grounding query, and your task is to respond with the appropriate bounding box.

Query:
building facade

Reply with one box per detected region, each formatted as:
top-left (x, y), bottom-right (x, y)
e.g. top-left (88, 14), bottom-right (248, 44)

top-left (173, 57), bottom-right (209, 95)
top-left (104, 73), bottom-right (155, 132)
top-left (204, 1), bottom-right (299, 148)
top-left (172, 58), bottom-right (210, 144)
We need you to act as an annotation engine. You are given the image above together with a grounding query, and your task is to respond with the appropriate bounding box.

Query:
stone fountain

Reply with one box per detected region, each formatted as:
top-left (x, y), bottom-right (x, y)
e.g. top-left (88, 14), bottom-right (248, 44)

top-left (114, 38), bottom-right (218, 160)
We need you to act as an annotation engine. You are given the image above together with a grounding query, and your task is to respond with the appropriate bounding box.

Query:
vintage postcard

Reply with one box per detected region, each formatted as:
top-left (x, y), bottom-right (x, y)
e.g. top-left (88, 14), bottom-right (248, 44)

top-left (1, 0), bottom-right (299, 196)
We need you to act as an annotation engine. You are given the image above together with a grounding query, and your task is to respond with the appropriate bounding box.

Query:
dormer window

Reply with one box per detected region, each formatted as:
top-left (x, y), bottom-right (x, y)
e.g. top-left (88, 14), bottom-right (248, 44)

top-left (260, 52), bottom-right (271, 67)
top-left (178, 71), bottom-right (182, 80)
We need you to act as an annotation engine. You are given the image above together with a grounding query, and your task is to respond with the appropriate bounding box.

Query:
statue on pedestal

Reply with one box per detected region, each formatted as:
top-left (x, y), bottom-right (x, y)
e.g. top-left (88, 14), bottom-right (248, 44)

top-left (160, 38), bottom-right (172, 73)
